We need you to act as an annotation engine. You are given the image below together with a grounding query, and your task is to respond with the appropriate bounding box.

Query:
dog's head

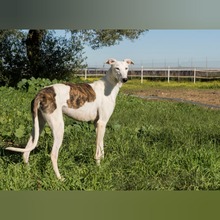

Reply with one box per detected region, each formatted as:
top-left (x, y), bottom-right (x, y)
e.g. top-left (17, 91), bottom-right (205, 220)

top-left (106, 58), bottom-right (134, 83)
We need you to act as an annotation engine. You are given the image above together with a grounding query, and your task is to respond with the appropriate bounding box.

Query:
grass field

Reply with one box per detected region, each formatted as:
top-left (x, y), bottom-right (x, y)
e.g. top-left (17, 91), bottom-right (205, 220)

top-left (1, 78), bottom-right (220, 190)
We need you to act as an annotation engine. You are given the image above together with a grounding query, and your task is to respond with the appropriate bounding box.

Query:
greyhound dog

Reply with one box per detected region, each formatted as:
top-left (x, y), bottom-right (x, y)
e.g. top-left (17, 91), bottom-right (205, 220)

top-left (6, 58), bottom-right (134, 180)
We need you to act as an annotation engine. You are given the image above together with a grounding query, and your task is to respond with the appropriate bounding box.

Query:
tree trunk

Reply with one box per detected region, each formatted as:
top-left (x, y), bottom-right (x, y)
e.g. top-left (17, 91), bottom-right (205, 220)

top-left (26, 30), bottom-right (46, 77)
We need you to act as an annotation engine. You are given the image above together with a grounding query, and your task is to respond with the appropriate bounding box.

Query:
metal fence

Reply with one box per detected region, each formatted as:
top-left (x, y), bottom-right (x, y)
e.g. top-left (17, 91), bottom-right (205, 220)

top-left (77, 67), bottom-right (220, 83)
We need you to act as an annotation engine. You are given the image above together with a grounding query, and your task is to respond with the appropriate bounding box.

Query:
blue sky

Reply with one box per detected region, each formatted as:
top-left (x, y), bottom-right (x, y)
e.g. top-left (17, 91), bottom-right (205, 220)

top-left (82, 30), bottom-right (220, 68)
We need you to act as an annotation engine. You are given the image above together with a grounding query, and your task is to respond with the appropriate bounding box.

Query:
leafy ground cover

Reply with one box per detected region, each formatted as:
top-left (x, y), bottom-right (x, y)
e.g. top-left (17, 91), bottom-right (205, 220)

top-left (1, 78), bottom-right (220, 190)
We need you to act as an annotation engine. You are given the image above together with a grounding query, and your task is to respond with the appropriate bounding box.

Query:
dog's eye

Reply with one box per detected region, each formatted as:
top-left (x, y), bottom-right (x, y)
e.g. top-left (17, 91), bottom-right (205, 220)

top-left (125, 67), bottom-right (128, 70)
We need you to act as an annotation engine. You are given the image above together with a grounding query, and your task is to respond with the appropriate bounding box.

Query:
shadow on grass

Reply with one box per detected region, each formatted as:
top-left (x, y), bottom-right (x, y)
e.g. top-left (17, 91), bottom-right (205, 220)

top-left (0, 141), bottom-right (43, 164)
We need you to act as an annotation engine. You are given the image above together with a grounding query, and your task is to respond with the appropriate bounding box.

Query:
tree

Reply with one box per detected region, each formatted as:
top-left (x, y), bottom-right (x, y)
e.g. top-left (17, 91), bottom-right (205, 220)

top-left (39, 31), bottom-right (86, 80)
top-left (0, 30), bottom-right (86, 86)
top-left (25, 30), bottom-right (46, 78)
top-left (70, 29), bottom-right (146, 49)
top-left (25, 30), bottom-right (86, 80)
top-left (0, 29), bottom-right (146, 86)
top-left (29, 29), bottom-right (146, 74)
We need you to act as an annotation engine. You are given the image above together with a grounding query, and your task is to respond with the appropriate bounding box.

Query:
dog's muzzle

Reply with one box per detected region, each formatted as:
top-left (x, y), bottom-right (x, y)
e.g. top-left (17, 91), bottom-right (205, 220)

top-left (122, 78), bottom-right (128, 83)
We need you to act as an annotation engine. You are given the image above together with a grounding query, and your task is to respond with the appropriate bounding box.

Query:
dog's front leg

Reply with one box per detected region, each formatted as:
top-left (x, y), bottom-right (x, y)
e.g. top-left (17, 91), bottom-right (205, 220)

top-left (95, 120), bottom-right (106, 165)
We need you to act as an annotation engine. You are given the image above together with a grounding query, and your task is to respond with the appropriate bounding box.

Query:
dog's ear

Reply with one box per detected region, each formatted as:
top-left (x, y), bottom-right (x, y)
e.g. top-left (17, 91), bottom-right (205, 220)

top-left (124, 59), bottom-right (134, 65)
top-left (106, 58), bottom-right (117, 65)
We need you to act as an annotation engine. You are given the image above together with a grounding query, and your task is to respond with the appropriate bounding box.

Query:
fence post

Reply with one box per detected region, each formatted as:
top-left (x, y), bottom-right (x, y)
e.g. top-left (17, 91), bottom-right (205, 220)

top-left (194, 68), bottom-right (196, 84)
top-left (85, 68), bottom-right (87, 80)
top-left (168, 66), bottom-right (170, 83)
top-left (141, 66), bottom-right (144, 84)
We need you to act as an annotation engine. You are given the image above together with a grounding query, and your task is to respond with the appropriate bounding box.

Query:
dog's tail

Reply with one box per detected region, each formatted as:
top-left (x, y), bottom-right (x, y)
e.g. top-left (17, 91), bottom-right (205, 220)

top-left (6, 96), bottom-right (41, 153)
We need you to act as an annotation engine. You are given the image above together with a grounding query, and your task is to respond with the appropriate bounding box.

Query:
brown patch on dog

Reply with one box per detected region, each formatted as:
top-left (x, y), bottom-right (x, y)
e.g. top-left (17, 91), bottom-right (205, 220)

top-left (31, 86), bottom-right (57, 118)
top-left (65, 83), bottom-right (96, 109)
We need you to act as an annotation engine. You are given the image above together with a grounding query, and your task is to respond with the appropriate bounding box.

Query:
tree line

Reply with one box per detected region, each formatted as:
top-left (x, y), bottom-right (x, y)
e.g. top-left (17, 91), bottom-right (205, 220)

top-left (0, 29), bottom-right (146, 87)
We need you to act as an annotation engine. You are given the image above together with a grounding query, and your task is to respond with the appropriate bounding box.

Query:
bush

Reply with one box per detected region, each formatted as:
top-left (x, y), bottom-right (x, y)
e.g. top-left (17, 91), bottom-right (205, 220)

top-left (17, 77), bottom-right (58, 93)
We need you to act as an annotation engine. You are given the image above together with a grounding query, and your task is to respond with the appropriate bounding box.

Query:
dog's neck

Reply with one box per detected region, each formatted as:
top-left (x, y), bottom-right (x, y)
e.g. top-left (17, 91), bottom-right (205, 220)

top-left (101, 68), bottom-right (122, 98)
top-left (105, 67), bottom-right (122, 87)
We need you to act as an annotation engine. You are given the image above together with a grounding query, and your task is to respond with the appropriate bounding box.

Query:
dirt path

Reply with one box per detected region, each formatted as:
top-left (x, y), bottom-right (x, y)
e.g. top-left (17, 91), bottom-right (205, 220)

top-left (126, 88), bottom-right (220, 108)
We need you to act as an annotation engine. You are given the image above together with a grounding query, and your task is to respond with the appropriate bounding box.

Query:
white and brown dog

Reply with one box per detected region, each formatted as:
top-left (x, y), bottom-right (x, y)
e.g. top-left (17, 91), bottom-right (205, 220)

top-left (6, 58), bottom-right (134, 180)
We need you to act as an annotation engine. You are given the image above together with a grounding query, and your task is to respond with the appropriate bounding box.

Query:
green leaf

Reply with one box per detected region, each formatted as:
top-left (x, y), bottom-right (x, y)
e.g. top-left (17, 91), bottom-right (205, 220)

top-left (15, 125), bottom-right (25, 138)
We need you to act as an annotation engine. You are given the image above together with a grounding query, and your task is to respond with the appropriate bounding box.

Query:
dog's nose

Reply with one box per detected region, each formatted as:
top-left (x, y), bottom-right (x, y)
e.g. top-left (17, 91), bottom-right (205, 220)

top-left (122, 78), bottom-right (128, 83)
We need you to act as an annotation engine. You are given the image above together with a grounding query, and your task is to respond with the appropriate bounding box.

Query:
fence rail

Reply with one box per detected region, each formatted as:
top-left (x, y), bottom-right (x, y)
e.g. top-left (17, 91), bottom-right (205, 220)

top-left (77, 67), bottom-right (220, 83)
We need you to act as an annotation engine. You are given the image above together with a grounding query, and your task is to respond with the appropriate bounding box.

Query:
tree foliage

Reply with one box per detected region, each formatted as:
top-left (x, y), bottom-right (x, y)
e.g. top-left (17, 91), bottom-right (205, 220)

top-left (26, 30), bottom-right (86, 80)
top-left (72, 29), bottom-right (146, 49)
top-left (0, 29), bottom-right (146, 87)
top-left (0, 30), bottom-right (28, 86)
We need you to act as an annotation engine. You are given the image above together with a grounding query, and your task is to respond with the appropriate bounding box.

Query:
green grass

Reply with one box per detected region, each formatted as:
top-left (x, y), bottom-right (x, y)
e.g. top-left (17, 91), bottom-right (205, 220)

top-left (85, 77), bottom-right (220, 93)
top-left (1, 79), bottom-right (220, 190)
top-left (121, 79), bottom-right (220, 92)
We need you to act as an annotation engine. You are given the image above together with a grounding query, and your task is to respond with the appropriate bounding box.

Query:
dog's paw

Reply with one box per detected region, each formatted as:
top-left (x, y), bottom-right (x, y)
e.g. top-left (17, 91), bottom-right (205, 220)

top-left (59, 177), bottom-right (65, 182)
top-left (96, 159), bottom-right (101, 166)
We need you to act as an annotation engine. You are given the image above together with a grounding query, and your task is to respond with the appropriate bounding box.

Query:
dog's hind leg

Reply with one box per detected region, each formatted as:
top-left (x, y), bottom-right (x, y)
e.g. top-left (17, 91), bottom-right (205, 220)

top-left (46, 110), bottom-right (65, 180)
top-left (23, 111), bottom-right (46, 164)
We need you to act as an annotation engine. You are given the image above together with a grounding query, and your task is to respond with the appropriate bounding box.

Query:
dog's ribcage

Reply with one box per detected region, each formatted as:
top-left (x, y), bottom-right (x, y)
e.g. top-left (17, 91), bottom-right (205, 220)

top-left (43, 80), bottom-right (117, 123)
